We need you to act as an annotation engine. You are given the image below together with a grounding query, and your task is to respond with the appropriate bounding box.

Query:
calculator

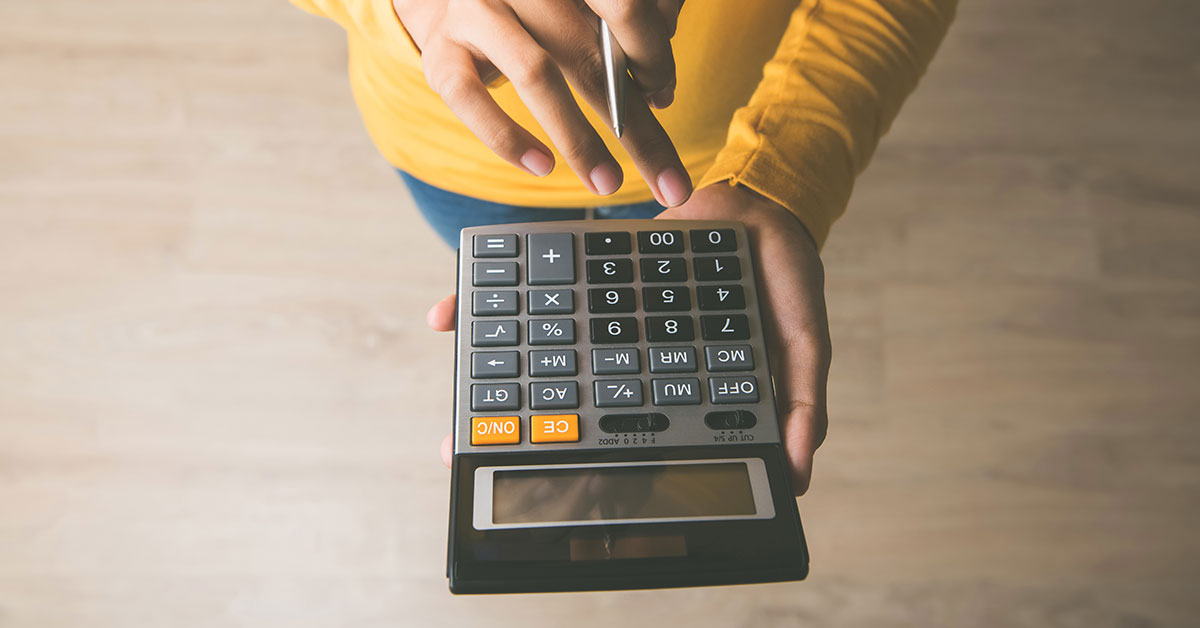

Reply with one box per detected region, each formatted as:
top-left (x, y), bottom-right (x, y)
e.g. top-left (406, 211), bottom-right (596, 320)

top-left (447, 220), bottom-right (808, 593)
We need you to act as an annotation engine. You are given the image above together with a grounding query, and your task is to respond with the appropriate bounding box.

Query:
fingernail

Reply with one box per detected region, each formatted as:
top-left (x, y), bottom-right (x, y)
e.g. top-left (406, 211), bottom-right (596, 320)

top-left (590, 162), bottom-right (622, 196)
top-left (520, 149), bottom-right (554, 177)
top-left (657, 167), bottom-right (692, 206)
top-left (647, 86), bottom-right (675, 109)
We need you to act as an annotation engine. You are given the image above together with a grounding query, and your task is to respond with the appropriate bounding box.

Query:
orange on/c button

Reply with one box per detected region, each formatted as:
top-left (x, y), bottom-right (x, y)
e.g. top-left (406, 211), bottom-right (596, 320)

top-left (530, 414), bottom-right (580, 443)
top-left (471, 416), bottom-right (520, 445)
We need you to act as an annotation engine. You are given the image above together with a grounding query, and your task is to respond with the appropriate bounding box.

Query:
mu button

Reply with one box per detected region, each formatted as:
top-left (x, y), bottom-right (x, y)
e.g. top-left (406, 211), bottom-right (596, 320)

top-left (471, 416), bottom-right (520, 445)
top-left (530, 414), bottom-right (580, 443)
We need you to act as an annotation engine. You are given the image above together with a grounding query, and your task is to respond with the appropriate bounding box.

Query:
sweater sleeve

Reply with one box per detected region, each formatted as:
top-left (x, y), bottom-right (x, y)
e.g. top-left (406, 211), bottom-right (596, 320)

top-left (697, 0), bottom-right (957, 248)
top-left (289, 0), bottom-right (419, 64)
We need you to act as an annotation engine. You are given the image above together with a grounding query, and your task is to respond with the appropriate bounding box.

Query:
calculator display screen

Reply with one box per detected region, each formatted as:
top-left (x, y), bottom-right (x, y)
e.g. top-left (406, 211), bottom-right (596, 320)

top-left (491, 462), bottom-right (756, 525)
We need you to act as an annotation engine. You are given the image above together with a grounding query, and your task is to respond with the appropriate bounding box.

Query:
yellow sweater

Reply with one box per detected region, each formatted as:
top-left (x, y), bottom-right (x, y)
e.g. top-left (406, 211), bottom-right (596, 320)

top-left (290, 0), bottom-right (956, 247)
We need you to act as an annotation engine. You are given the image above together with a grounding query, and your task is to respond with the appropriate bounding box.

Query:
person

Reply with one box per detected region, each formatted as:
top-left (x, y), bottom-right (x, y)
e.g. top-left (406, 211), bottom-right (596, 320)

top-left (289, 0), bottom-right (957, 495)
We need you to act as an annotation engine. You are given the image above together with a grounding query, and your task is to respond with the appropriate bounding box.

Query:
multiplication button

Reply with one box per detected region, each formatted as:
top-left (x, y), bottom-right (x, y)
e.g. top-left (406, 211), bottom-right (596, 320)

top-left (709, 376), bottom-right (759, 404)
top-left (592, 348), bottom-right (640, 374)
top-left (594, 379), bottom-right (644, 407)
top-left (528, 289), bottom-right (574, 314)
top-left (471, 290), bottom-right (518, 315)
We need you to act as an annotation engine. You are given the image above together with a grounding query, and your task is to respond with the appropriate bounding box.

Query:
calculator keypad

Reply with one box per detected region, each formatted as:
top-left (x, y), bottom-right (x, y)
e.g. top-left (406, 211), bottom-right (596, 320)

top-left (456, 221), bottom-right (777, 452)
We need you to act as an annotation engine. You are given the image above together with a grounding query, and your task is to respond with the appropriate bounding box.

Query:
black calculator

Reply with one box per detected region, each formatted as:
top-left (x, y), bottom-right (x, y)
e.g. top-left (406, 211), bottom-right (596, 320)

top-left (447, 220), bottom-right (808, 593)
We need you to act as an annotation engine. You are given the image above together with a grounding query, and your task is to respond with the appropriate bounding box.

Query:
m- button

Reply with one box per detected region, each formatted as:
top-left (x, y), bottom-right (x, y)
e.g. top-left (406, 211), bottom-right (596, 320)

top-left (527, 233), bottom-right (575, 285)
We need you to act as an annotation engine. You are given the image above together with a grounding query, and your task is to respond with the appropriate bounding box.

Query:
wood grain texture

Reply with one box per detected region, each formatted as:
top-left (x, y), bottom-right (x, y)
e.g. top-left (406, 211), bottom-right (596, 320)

top-left (2, 0), bottom-right (1198, 626)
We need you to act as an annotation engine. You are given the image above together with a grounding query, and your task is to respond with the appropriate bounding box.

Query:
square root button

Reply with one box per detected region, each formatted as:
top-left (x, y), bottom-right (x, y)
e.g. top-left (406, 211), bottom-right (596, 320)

top-left (709, 376), bottom-right (759, 404)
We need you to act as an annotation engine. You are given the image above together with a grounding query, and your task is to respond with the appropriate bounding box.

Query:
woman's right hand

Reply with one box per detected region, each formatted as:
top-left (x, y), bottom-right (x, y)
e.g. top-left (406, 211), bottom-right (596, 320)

top-left (392, 0), bottom-right (692, 206)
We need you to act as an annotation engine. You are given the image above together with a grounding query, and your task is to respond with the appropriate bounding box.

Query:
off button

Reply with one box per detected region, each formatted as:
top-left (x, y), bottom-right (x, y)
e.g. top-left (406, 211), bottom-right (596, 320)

top-left (471, 416), bottom-right (520, 445)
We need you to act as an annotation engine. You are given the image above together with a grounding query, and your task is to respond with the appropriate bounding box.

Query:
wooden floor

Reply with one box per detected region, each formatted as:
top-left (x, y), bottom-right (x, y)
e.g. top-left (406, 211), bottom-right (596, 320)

top-left (2, 1), bottom-right (1198, 626)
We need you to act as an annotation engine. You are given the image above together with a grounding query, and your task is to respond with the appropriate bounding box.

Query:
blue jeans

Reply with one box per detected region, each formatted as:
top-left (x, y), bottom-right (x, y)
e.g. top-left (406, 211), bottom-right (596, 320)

top-left (399, 171), bottom-right (664, 248)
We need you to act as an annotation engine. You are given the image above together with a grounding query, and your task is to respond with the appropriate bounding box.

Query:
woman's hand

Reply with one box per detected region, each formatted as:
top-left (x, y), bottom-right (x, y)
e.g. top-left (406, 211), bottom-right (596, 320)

top-left (426, 184), bottom-right (831, 495)
top-left (393, 0), bottom-right (692, 206)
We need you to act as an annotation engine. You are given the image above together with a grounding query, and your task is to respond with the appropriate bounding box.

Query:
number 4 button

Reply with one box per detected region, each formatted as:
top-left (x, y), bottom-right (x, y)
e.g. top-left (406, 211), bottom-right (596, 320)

top-left (697, 285), bottom-right (745, 310)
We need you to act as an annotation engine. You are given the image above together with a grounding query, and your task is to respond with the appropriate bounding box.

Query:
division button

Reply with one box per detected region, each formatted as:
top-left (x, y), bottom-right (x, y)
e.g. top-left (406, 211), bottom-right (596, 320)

top-left (584, 232), bottom-right (632, 255)
top-left (697, 285), bottom-right (746, 310)
top-left (594, 379), bottom-right (644, 407)
top-left (530, 381), bottom-right (579, 410)
top-left (704, 345), bottom-right (755, 371)
top-left (527, 233), bottom-right (575, 285)
top-left (689, 229), bottom-right (737, 253)
top-left (473, 261), bottom-right (519, 286)
top-left (637, 229), bottom-right (684, 254)
top-left (528, 289), bottom-right (575, 314)
top-left (471, 320), bottom-right (519, 346)
top-left (694, 256), bottom-right (741, 281)
top-left (708, 376), bottom-right (760, 404)
top-left (471, 350), bottom-right (520, 378)
top-left (473, 234), bottom-right (518, 258)
top-left (700, 314), bottom-right (751, 340)
top-left (528, 318), bottom-right (576, 345)
top-left (471, 416), bottom-right (520, 445)
top-left (529, 349), bottom-right (577, 376)
top-left (704, 410), bottom-right (757, 430)
top-left (592, 348), bottom-right (640, 375)
top-left (652, 377), bottom-right (702, 405)
top-left (530, 414), bottom-right (580, 443)
top-left (648, 346), bottom-right (698, 373)
top-left (590, 317), bottom-right (639, 344)
top-left (471, 290), bottom-right (519, 316)
top-left (599, 413), bottom-right (670, 433)
top-left (471, 383), bottom-right (521, 411)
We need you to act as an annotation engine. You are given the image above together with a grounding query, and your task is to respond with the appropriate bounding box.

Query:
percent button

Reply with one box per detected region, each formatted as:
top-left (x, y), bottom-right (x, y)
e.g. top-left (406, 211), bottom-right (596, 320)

top-left (528, 318), bottom-right (576, 345)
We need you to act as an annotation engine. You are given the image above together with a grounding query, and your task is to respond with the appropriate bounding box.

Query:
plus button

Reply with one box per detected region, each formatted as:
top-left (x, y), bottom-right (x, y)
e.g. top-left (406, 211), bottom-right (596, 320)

top-left (542, 248), bottom-right (561, 264)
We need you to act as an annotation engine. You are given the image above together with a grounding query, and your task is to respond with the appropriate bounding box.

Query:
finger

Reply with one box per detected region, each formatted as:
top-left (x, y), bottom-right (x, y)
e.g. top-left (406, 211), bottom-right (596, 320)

top-left (473, 8), bottom-right (624, 196)
top-left (421, 42), bottom-right (556, 177)
top-left (518, 4), bottom-right (692, 206)
top-left (426, 293), bottom-right (457, 332)
top-left (658, 0), bottom-right (683, 38)
top-left (585, 0), bottom-right (676, 103)
top-left (441, 433), bottom-right (452, 468)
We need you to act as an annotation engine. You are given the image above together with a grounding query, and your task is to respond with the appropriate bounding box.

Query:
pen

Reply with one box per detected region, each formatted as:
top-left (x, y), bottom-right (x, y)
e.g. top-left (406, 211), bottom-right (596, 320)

top-left (599, 18), bottom-right (626, 139)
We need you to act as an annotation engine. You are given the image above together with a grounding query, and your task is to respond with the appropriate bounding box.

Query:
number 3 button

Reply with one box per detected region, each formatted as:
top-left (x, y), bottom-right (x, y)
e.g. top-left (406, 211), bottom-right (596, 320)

top-left (586, 259), bottom-right (633, 283)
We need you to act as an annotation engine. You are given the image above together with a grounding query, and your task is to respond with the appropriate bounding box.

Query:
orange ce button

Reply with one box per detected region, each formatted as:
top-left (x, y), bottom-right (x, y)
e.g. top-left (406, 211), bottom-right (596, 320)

top-left (531, 414), bottom-right (580, 443)
top-left (471, 416), bottom-right (520, 445)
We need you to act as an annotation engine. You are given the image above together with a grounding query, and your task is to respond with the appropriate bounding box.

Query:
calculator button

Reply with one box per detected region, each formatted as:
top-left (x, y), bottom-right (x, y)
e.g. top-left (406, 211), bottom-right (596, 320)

top-left (639, 258), bottom-right (688, 282)
top-left (472, 320), bottom-right (519, 346)
top-left (704, 345), bottom-right (755, 371)
top-left (526, 233), bottom-right (575, 285)
top-left (599, 413), bottom-right (670, 433)
top-left (697, 285), bottom-right (746, 310)
top-left (694, 256), bottom-right (741, 281)
top-left (652, 377), bottom-right (702, 405)
top-left (585, 232), bottom-right (632, 255)
top-left (638, 230), bottom-right (684, 254)
top-left (704, 410), bottom-right (757, 430)
top-left (690, 229), bottom-right (737, 253)
top-left (594, 379), bottom-right (644, 407)
top-left (471, 351), bottom-right (520, 378)
top-left (473, 262), bottom-right (519, 286)
top-left (700, 314), bottom-right (750, 340)
top-left (529, 318), bottom-right (576, 345)
top-left (473, 234), bottom-right (518, 257)
top-left (586, 259), bottom-right (634, 283)
top-left (588, 287), bottom-right (636, 313)
top-left (529, 349), bottom-right (578, 376)
top-left (471, 383), bottom-right (521, 411)
top-left (592, 348), bottom-right (640, 374)
top-left (530, 381), bottom-right (579, 410)
top-left (643, 286), bottom-right (691, 312)
top-left (646, 316), bottom-right (695, 342)
top-left (471, 290), bottom-right (519, 316)
top-left (648, 346), bottom-right (698, 373)
top-left (471, 416), bottom-right (520, 445)
top-left (530, 414), bottom-right (580, 443)
top-left (708, 376), bottom-right (760, 404)
top-left (528, 289), bottom-right (575, 314)
top-left (590, 317), bottom-right (639, 344)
